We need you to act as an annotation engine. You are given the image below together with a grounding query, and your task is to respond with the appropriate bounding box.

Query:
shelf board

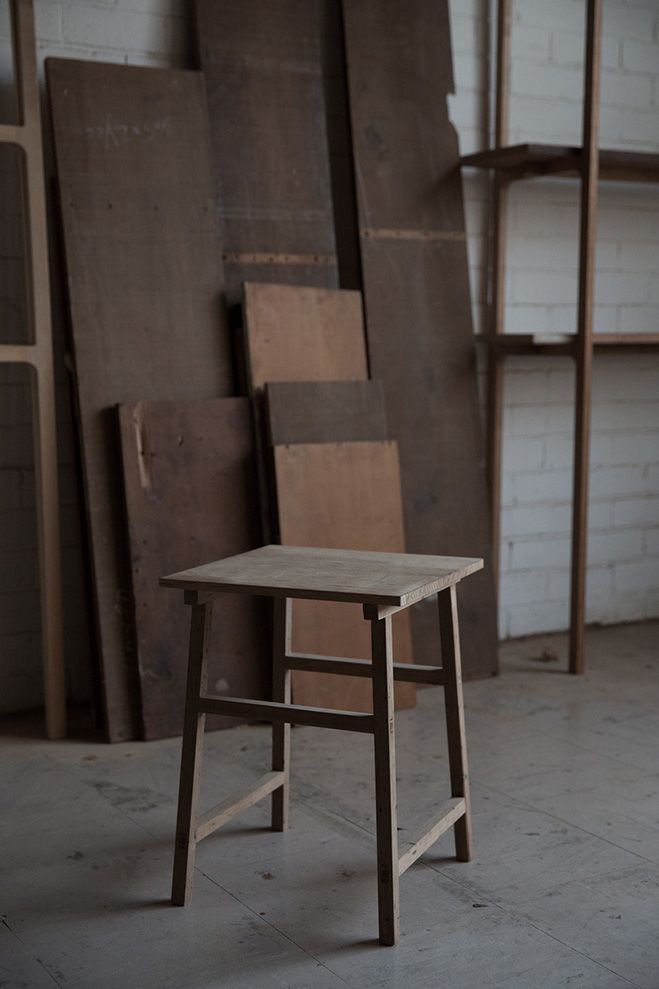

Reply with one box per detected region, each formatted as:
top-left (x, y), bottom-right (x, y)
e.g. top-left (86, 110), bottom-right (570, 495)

top-left (461, 143), bottom-right (659, 184)
top-left (475, 333), bottom-right (659, 355)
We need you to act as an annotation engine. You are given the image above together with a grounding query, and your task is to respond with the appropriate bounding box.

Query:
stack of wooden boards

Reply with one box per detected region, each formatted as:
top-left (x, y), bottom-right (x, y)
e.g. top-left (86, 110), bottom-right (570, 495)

top-left (47, 0), bottom-right (498, 741)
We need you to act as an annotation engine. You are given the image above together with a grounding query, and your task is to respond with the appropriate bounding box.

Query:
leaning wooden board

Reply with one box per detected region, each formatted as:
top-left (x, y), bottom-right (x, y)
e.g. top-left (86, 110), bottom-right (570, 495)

top-left (194, 0), bottom-right (339, 302)
top-left (265, 380), bottom-right (387, 446)
top-left (274, 441), bottom-right (415, 712)
top-left (47, 59), bottom-right (234, 740)
top-left (342, 0), bottom-right (499, 677)
top-left (118, 399), bottom-right (268, 740)
top-left (243, 282), bottom-right (367, 389)
top-left (242, 280), bottom-right (369, 541)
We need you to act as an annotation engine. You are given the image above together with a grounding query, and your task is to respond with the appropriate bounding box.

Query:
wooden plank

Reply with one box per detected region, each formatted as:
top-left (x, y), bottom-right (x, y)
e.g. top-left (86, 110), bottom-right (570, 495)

top-left (273, 443), bottom-right (416, 712)
top-left (196, 771), bottom-right (286, 842)
top-left (198, 695), bottom-right (375, 733)
top-left (47, 59), bottom-right (233, 740)
top-left (171, 601), bottom-right (212, 906)
top-left (265, 380), bottom-right (387, 446)
top-left (488, 0), bottom-right (512, 599)
top-left (438, 585), bottom-right (472, 861)
top-left (461, 143), bottom-right (659, 184)
top-left (243, 283), bottom-right (367, 391)
top-left (271, 597), bottom-right (291, 831)
top-left (370, 615), bottom-right (400, 946)
top-left (286, 653), bottom-right (444, 684)
top-left (161, 544), bottom-right (483, 604)
top-left (118, 398), bottom-right (268, 740)
top-left (194, 0), bottom-right (339, 302)
top-left (570, 0), bottom-right (602, 675)
top-left (398, 798), bottom-right (466, 876)
top-left (343, 0), bottom-right (499, 678)
top-left (2, 1), bottom-right (65, 738)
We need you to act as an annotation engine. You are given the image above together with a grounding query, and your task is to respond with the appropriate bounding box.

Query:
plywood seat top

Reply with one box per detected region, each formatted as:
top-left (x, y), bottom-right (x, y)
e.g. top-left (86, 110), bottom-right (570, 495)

top-left (161, 545), bottom-right (483, 608)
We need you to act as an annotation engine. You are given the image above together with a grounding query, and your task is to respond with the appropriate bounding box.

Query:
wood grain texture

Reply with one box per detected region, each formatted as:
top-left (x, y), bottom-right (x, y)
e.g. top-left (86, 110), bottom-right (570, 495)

top-left (265, 380), bottom-right (387, 446)
top-left (162, 544), bottom-right (483, 604)
top-left (47, 59), bottom-right (233, 740)
top-left (243, 282), bottom-right (367, 390)
top-left (273, 442), bottom-right (415, 712)
top-left (194, 0), bottom-right (339, 301)
top-left (118, 398), bottom-right (268, 740)
top-left (343, 0), bottom-right (498, 678)
top-left (0, 1), bottom-right (65, 738)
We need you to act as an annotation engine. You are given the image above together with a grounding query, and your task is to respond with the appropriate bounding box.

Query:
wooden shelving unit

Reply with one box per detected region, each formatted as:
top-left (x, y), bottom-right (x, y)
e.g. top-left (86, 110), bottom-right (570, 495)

top-left (461, 0), bottom-right (659, 674)
top-left (0, 1), bottom-right (65, 735)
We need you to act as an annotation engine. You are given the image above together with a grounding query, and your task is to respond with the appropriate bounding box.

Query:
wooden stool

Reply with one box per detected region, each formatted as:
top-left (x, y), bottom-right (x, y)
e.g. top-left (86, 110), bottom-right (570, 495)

top-left (161, 545), bottom-right (482, 946)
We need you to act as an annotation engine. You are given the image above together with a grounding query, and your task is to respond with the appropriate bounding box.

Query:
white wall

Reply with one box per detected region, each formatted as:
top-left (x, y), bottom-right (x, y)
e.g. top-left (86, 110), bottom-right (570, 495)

top-left (452, 0), bottom-right (659, 637)
top-left (1, 0), bottom-right (658, 713)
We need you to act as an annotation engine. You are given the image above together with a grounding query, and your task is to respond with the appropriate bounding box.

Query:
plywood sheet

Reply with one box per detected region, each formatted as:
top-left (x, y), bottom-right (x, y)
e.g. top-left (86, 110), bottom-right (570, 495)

top-left (342, 0), bottom-right (498, 678)
top-left (265, 380), bottom-right (387, 446)
top-left (118, 399), bottom-right (268, 740)
top-left (194, 0), bottom-right (339, 301)
top-left (243, 282), bottom-right (367, 390)
top-left (47, 59), bottom-right (233, 740)
top-left (274, 441), bottom-right (415, 712)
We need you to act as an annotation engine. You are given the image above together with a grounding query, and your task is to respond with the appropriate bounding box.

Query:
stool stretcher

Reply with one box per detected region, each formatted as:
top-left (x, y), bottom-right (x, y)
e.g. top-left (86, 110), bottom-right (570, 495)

top-left (285, 652), bottom-right (444, 684)
top-left (398, 797), bottom-right (467, 876)
top-left (195, 770), bottom-right (286, 842)
top-left (198, 694), bottom-right (375, 733)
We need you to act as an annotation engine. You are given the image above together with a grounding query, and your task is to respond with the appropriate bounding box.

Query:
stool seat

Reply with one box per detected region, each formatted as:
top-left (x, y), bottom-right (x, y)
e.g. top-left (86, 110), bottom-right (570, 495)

top-left (161, 544), bottom-right (483, 608)
top-left (163, 545), bottom-right (481, 946)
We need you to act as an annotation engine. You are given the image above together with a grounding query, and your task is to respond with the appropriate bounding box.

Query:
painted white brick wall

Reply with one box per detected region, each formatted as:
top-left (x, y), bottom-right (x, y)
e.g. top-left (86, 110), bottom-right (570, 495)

top-left (1, 0), bottom-right (658, 712)
top-left (451, 0), bottom-right (659, 638)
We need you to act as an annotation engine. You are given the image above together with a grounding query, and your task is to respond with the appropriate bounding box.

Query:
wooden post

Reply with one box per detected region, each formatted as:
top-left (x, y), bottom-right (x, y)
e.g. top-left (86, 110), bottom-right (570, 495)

top-left (370, 615), bottom-right (400, 946)
top-left (171, 598), bottom-right (212, 905)
top-left (0, 0), bottom-right (66, 738)
top-left (569, 0), bottom-right (602, 675)
top-left (271, 597), bottom-right (292, 831)
top-left (487, 0), bottom-right (512, 591)
top-left (438, 586), bottom-right (472, 861)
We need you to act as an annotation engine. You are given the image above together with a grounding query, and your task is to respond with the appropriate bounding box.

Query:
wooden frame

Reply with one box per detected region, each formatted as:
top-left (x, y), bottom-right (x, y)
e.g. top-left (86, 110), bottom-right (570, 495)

top-left (461, 0), bottom-right (615, 674)
top-left (169, 550), bottom-right (474, 945)
top-left (1, 0), bottom-right (65, 737)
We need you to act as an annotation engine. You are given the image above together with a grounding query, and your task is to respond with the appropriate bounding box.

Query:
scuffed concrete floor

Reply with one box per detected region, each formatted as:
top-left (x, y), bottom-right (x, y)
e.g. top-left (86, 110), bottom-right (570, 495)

top-left (1, 621), bottom-right (659, 989)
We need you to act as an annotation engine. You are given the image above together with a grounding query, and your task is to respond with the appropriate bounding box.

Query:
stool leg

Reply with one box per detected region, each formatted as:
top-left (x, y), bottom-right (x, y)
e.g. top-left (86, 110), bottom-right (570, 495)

top-left (371, 615), bottom-right (400, 946)
top-left (172, 598), bottom-right (212, 905)
top-left (438, 585), bottom-right (472, 862)
top-left (272, 597), bottom-right (291, 831)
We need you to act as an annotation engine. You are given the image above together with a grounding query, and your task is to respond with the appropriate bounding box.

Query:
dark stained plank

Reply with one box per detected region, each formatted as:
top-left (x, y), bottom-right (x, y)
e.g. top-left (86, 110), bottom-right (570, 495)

top-left (265, 380), bottom-right (387, 446)
top-left (194, 0), bottom-right (339, 302)
top-left (273, 441), bottom-right (415, 712)
top-left (47, 59), bottom-right (233, 740)
top-left (243, 282), bottom-right (367, 390)
top-left (342, 0), bottom-right (498, 678)
top-left (118, 398), bottom-right (268, 740)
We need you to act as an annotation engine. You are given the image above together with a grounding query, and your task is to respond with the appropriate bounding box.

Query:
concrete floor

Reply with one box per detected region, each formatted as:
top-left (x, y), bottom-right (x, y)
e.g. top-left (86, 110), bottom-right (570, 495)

top-left (2, 621), bottom-right (659, 989)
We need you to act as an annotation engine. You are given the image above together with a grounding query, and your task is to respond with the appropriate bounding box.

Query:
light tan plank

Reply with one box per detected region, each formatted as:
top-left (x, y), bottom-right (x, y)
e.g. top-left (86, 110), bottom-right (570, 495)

top-left (398, 798), bottom-right (466, 876)
top-left (195, 771), bottom-right (286, 842)
top-left (243, 283), bottom-right (367, 391)
top-left (162, 544), bottom-right (482, 606)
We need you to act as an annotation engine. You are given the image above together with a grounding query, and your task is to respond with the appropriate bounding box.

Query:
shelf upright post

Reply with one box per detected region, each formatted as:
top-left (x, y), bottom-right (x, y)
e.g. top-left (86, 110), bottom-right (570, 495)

top-left (0, 0), bottom-right (66, 735)
top-left (569, 0), bottom-right (602, 674)
top-left (487, 0), bottom-right (512, 594)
